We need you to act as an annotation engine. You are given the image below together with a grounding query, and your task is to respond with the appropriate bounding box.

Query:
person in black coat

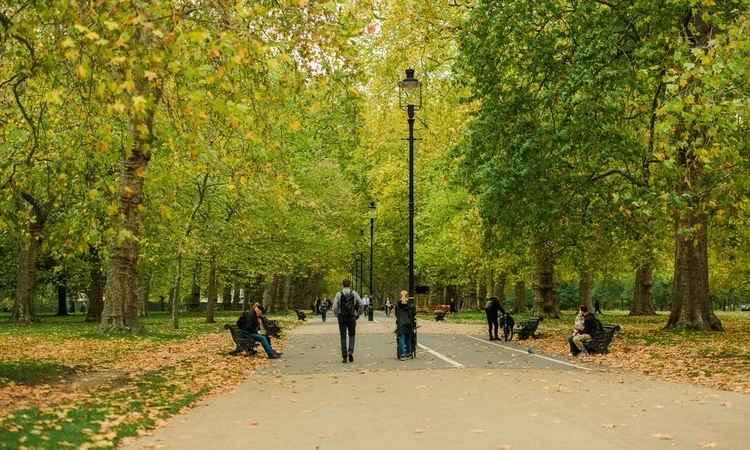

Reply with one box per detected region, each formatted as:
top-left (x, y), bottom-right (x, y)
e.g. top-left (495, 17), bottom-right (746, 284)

top-left (395, 290), bottom-right (415, 360)
top-left (484, 297), bottom-right (506, 341)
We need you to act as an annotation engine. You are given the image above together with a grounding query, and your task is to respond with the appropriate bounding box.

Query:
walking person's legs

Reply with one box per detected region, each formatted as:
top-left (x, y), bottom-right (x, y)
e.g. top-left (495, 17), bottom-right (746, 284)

top-left (404, 332), bottom-right (413, 357)
top-left (397, 333), bottom-right (406, 358)
top-left (346, 317), bottom-right (356, 361)
top-left (338, 319), bottom-right (348, 362)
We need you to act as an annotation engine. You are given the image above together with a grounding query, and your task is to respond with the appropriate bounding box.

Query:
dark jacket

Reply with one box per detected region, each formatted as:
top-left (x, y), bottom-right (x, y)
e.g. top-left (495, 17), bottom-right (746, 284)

top-left (243, 309), bottom-right (261, 334)
top-left (395, 301), bottom-right (415, 335)
top-left (582, 312), bottom-right (597, 336)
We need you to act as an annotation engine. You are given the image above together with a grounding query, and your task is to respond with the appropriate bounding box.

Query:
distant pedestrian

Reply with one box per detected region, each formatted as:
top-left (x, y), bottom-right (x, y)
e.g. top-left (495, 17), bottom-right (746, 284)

top-left (484, 297), bottom-right (506, 341)
top-left (395, 290), bottom-right (415, 360)
top-left (320, 297), bottom-right (330, 322)
top-left (333, 279), bottom-right (363, 363)
top-left (449, 298), bottom-right (457, 313)
top-left (363, 295), bottom-right (371, 317)
top-left (384, 297), bottom-right (394, 317)
top-left (594, 297), bottom-right (603, 314)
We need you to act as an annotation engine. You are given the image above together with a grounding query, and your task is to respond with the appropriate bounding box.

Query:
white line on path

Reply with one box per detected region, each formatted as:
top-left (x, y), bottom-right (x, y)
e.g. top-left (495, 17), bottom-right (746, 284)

top-left (464, 335), bottom-right (591, 371)
top-left (417, 343), bottom-right (465, 368)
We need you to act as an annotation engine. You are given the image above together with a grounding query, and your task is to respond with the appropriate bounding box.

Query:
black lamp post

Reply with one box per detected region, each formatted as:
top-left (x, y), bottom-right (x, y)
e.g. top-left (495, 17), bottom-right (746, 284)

top-left (359, 229), bottom-right (364, 298)
top-left (368, 201), bottom-right (376, 321)
top-left (398, 68), bottom-right (422, 304)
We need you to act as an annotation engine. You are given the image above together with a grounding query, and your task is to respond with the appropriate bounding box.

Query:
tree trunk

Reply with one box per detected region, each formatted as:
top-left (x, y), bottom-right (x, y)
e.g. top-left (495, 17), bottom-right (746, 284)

top-left (86, 246), bottom-right (105, 323)
top-left (222, 285), bottom-right (232, 311)
top-left (532, 249), bottom-right (559, 318)
top-left (631, 262), bottom-right (656, 316)
top-left (492, 272), bottom-right (507, 302)
top-left (10, 209), bottom-right (44, 324)
top-left (578, 270), bottom-right (593, 311)
top-left (170, 253), bottom-right (183, 329)
top-left (185, 281), bottom-right (201, 312)
top-left (477, 278), bottom-right (487, 305)
top-left (664, 10), bottom-right (722, 331)
top-left (100, 123), bottom-right (152, 334)
top-left (232, 280), bottom-right (241, 310)
top-left (137, 272), bottom-right (151, 317)
top-left (666, 213), bottom-right (722, 330)
top-left (55, 285), bottom-right (68, 316)
top-left (205, 254), bottom-right (218, 323)
top-left (512, 279), bottom-right (527, 314)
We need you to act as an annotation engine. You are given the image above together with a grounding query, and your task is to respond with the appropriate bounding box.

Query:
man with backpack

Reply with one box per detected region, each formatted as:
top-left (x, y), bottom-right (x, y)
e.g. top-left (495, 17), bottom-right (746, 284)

top-left (333, 279), bottom-right (363, 363)
top-left (484, 297), bottom-right (506, 341)
top-left (570, 305), bottom-right (597, 356)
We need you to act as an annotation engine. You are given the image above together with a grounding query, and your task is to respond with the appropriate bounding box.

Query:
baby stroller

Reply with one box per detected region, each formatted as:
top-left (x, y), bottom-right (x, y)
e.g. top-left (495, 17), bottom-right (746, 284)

top-left (499, 311), bottom-right (515, 341)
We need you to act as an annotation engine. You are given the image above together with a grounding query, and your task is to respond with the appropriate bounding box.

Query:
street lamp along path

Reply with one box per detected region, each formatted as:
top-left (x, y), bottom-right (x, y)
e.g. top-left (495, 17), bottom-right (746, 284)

top-left (398, 68), bottom-right (422, 306)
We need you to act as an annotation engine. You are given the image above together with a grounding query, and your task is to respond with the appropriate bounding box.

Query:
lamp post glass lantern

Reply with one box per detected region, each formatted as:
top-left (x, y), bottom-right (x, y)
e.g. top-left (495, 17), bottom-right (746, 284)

top-left (368, 201), bottom-right (376, 321)
top-left (398, 69), bottom-right (422, 303)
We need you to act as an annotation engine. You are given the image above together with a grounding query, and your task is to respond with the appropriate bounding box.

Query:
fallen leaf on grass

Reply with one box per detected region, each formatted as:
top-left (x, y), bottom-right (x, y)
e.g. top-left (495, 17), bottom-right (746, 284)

top-left (649, 434), bottom-right (673, 440)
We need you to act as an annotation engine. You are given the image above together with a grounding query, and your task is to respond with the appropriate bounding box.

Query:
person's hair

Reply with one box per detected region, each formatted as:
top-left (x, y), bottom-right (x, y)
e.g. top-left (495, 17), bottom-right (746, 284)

top-left (342, 279), bottom-right (351, 288)
top-left (400, 290), bottom-right (408, 304)
top-left (255, 303), bottom-right (265, 313)
top-left (580, 305), bottom-right (588, 313)
top-left (489, 296), bottom-right (498, 302)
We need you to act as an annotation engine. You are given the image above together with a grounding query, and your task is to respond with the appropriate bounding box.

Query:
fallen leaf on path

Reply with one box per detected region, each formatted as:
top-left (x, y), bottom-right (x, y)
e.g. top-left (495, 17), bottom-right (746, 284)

top-left (414, 428), bottom-right (424, 433)
top-left (248, 421), bottom-right (258, 426)
top-left (601, 423), bottom-right (617, 428)
top-left (720, 401), bottom-right (732, 407)
top-left (497, 445), bottom-right (513, 449)
top-left (697, 442), bottom-right (717, 448)
top-left (649, 434), bottom-right (673, 440)
top-left (470, 429), bottom-right (484, 433)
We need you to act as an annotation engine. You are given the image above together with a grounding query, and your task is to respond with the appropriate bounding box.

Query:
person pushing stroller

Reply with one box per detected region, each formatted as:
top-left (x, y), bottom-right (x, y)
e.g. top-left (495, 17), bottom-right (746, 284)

top-left (395, 290), bottom-right (416, 360)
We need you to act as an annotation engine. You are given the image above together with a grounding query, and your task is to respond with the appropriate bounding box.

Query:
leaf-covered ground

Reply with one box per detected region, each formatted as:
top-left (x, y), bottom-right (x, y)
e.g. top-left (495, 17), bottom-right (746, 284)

top-left (431, 310), bottom-right (750, 394)
top-left (0, 311), bottom-right (299, 450)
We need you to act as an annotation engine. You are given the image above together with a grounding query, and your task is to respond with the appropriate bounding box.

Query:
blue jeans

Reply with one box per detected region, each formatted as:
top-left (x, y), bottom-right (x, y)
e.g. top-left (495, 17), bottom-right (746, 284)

top-left (321, 309), bottom-right (327, 321)
top-left (398, 332), bottom-right (413, 357)
top-left (338, 316), bottom-right (357, 357)
top-left (249, 333), bottom-right (276, 357)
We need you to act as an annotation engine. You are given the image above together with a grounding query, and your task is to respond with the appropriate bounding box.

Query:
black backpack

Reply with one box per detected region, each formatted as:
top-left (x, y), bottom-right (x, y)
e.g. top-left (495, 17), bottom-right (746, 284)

top-left (339, 291), bottom-right (356, 318)
top-left (484, 299), bottom-right (496, 313)
top-left (236, 311), bottom-right (248, 329)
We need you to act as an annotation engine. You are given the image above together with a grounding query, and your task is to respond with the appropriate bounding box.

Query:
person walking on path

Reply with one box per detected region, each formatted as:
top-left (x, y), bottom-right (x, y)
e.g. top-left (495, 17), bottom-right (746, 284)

top-left (449, 298), bottom-right (457, 313)
top-left (384, 297), bottom-right (393, 317)
top-left (239, 304), bottom-right (283, 359)
top-left (362, 295), bottom-right (371, 318)
top-left (594, 297), bottom-right (603, 314)
top-left (333, 279), bottom-right (363, 363)
top-left (395, 290), bottom-right (415, 360)
top-left (570, 305), bottom-right (596, 356)
top-left (484, 296), bottom-right (506, 341)
top-left (320, 297), bottom-right (330, 322)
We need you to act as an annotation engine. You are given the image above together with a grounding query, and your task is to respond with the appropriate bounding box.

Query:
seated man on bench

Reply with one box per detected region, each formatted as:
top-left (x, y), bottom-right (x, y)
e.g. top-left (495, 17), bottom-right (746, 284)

top-left (240, 304), bottom-right (283, 359)
top-left (568, 305), bottom-right (595, 357)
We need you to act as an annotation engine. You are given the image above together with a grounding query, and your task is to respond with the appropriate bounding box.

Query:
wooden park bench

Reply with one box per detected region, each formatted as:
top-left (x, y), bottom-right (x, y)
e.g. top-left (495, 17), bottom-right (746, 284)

top-left (224, 324), bottom-right (259, 356)
top-left (514, 316), bottom-right (544, 340)
top-left (584, 324), bottom-right (621, 354)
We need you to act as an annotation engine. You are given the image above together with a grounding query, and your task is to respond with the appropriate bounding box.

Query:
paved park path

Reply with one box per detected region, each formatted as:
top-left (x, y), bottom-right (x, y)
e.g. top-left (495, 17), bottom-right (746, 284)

top-left (121, 313), bottom-right (750, 450)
